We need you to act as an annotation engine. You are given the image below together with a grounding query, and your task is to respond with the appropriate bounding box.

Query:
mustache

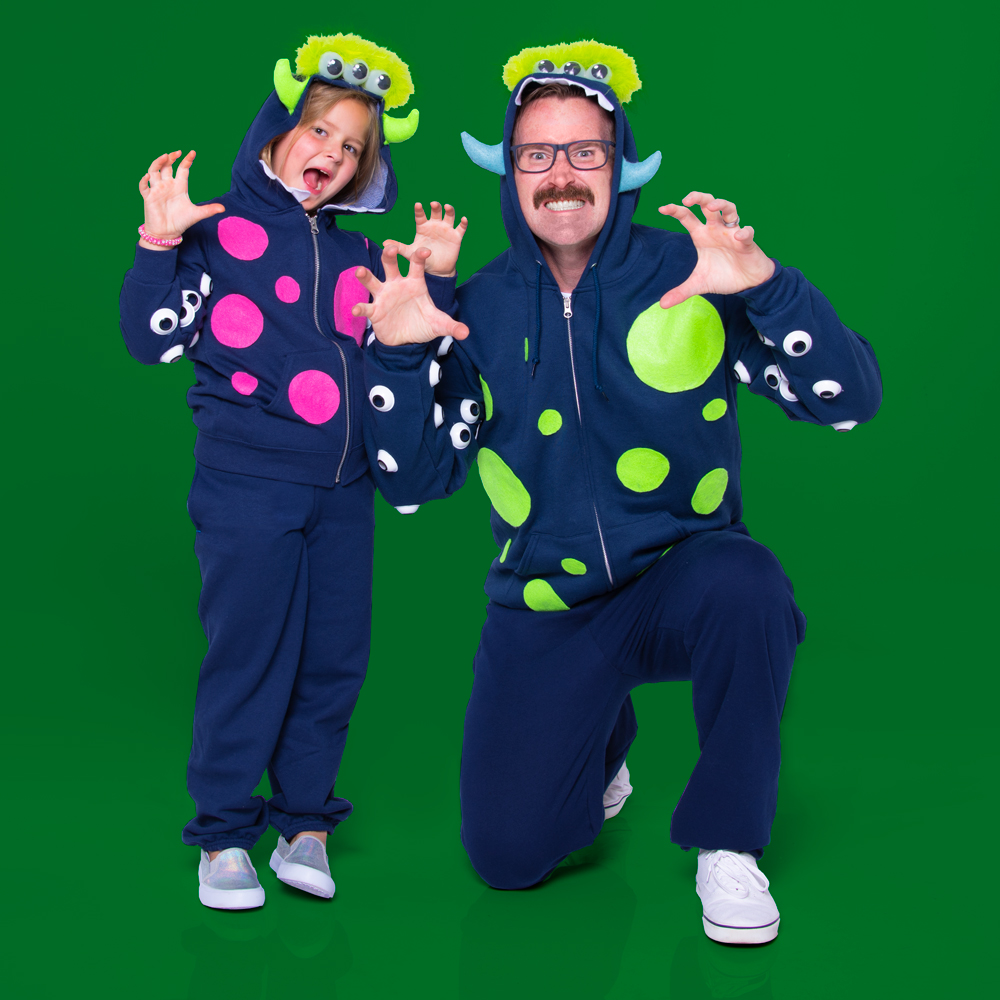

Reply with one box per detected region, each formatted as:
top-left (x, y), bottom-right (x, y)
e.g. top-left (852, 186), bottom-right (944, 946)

top-left (533, 183), bottom-right (595, 210)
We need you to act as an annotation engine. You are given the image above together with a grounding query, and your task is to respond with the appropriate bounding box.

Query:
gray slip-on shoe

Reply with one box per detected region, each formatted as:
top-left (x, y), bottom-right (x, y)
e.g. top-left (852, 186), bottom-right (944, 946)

top-left (269, 835), bottom-right (335, 899)
top-left (198, 848), bottom-right (266, 910)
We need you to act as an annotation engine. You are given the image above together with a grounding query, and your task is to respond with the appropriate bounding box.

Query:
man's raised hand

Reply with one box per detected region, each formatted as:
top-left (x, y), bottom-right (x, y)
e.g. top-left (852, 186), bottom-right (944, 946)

top-left (657, 192), bottom-right (775, 310)
top-left (138, 151), bottom-right (225, 248)
top-left (353, 246), bottom-right (470, 347)
top-left (383, 201), bottom-right (468, 278)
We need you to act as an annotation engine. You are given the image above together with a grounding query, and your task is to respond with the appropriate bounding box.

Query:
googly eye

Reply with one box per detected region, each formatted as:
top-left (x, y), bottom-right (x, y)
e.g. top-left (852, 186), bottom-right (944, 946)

top-left (189, 331), bottom-right (200, 347)
top-left (394, 504), bottom-right (420, 514)
top-left (536, 59), bottom-right (555, 72)
top-left (364, 70), bottom-right (391, 95)
top-left (159, 344), bottom-right (184, 363)
top-left (587, 63), bottom-right (611, 82)
top-left (757, 330), bottom-right (775, 347)
top-left (349, 60), bottom-right (369, 84)
top-left (783, 330), bottom-right (813, 357)
top-left (779, 379), bottom-right (799, 402)
top-left (179, 301), bottom-right (196, 328)
top-left (812, 379), bottom-right (842, 399)
top-left (199, 273), bottom-right (213, 297)
top-left (831, 420), bottom-right (857, 432)
top-left (183, 289), bottom-right (202, 311)
top-left (376, 449), bottom-right (397, 472)
top-left (450, 422), bottom-right (472, 449)
top-left (369, 385), bottom-right (395, 411)
top-left (733, 360), bottom-right (751, 384)
top-left (437, 335), bottom-right (454, 357)
top-left (460, 399), bottom-right (481, 423)
top-left (367, 331), bottom-right (377, 347)
top-left (433, 403), bottom-right (444, 428)
top-left (763, 364), bottom-right (782, 389)
top-left (428, 360), bottom-right (442, 386)
top-left (318, 51), bottom-right (345, 79)
top-left (562, 61), bottom-right (582, 75)
top-left (150, 308), bottom-right (178, 335)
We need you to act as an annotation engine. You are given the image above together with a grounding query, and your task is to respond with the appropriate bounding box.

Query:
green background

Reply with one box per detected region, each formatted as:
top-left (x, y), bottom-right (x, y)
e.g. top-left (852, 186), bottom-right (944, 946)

top-left (4, 0), bottom-right (996, 996)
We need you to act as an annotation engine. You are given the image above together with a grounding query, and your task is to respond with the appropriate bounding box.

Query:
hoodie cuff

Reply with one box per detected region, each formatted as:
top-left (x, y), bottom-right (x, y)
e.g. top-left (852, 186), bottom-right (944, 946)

top-left (128, 243), bottom-right (181, 284)
top-left (369, 339), bottom-right (433, 373)
top-left (734, 259), bottom-right (795, 313)
top-left (425, 273), bottom-right (458, 316)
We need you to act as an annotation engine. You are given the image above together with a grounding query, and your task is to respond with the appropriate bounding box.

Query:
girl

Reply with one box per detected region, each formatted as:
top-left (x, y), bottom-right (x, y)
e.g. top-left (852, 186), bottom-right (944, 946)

top-left (119, 33), bottom-right (466, 909)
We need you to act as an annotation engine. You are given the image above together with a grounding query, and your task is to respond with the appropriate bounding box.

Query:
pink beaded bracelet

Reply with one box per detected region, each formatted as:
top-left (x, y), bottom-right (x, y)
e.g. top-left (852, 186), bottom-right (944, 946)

top-left (138, 224), bottom-right (183, 247)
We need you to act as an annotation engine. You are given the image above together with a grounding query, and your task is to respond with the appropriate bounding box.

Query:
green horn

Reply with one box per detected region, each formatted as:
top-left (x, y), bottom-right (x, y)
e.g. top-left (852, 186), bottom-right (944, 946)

top-left (383, 109), bottom-right (419, 143)
top-left (274, 59), bottom-right (308, 114)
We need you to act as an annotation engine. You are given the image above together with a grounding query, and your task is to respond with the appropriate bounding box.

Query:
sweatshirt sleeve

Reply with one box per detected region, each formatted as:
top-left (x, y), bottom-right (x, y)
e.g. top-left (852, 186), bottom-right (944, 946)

top-left (725, 261), bottom-right (882, 432)
top-left (119, 235), bottom-right (213, 366)
top-left (362, 334), bottom-right (482, 510)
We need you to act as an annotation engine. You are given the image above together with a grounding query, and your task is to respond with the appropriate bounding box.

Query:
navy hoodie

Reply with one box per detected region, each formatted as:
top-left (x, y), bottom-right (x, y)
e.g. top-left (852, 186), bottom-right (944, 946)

top-left (364, 73), bottom-right (882, 610)
top-left (120, 76), bottom-right (442, 488)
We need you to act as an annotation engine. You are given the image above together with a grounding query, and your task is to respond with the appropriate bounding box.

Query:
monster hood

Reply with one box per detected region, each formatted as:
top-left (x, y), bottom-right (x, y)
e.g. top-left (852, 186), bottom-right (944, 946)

top-left (230, 33), bottom-right (420, 217)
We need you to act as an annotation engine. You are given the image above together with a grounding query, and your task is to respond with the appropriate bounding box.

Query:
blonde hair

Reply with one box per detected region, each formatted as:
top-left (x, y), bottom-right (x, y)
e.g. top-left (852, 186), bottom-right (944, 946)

top-left (262, 82), bottom-right (382, 206)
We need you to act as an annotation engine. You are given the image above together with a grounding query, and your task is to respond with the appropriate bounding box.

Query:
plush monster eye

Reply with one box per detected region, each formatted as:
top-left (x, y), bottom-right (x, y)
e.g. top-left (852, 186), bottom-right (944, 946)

top-left (536, 59), bottom-right (555, 72)
top-left (562, 61), bottom-right (582, 75)
top-left (395, 504), bottom-right (420, 514)
top-left (757, 330), bottom-right (775, 347)
top-left (199, 273), bottom-right (213, 297)
top-left (831, 420), bottom-right (858, 432)
top-left (159, 344), bottom-right (184, 363)
top-left (364, 70), bottom-right (392, 95)
top-left (376, 449), bottom-right (398, 472)
top-left (179, 301), bottom-right (196, 328)
top-left (779, 379), bottom-right (799, 402)
top-left (450, 422), bottom-right (472, 449)
top-left (369, 385), bottom-right (395, 411)
top-left (587, 63), bottom-right (611, 81)
top-left (460, 399), bottom-right (481, 423)
top-left (150, 308), bottom-right (178, 335)
top-left (763, 364), bottom-right (782, 389)
top-left (433, 403), bottom-right (444, 428)
top-left (783, 330), bottom-right (813, 356)
top-left (319, 52), bottom-right (345, 79)
top-left (428, 360), bottom-right (442, 386)
top-left (437, 335), bottom-right (454, 357)
top-left (812, 379), bottom-right (843, 399)
top-left (349, 60), bottom-right (369, 83)
top-left (733, 360), bottom-right (751, 384)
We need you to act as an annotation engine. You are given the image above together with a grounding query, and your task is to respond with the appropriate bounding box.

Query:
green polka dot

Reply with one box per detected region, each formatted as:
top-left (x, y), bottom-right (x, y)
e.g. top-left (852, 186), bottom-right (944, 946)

top-left (692, 468), bottom-right (729, 514)
top-left (477, 448), bottom-right (531, 527)
top-left (499, 538), bottom-right (511, 563)
top-left (538, 409), bottom-right (563, 435)
top-left (524, 338), bottom-right (529, 362)
top-left (616, 448), bottom-right (670, 492)
top-left (702, 398), bottom-right (727, 421)
top-left (626, 296), bottom-right (725, 393)
top-left (480, 375), bottom-right (493, 421)
top-left (561, 558), bottom-right (586, 575)
top-left (524, 579), bottom-right (570, 611)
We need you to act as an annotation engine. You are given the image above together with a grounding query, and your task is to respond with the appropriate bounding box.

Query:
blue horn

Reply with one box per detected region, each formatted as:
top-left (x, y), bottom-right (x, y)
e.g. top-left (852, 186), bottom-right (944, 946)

top-left (619, 151), bottom-right (662, 192)
top-left (461, 132), bottom-right (506, 176)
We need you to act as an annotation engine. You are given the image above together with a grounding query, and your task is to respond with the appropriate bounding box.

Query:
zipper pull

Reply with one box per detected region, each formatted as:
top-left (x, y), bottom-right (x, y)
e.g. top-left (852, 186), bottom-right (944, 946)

top-left (562, 292), bottom-right (573, 318)
top-left (309, 215), bottom-right (319, 234)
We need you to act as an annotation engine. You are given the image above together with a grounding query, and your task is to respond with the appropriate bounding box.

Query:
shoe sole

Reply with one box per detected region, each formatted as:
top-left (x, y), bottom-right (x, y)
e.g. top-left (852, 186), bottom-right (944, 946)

top-left (269, 850), bottom-right (335, 899)
top-left (702, 915), bottom-right (779, 945)
top-left (198, 884), bottom-right (265, 910)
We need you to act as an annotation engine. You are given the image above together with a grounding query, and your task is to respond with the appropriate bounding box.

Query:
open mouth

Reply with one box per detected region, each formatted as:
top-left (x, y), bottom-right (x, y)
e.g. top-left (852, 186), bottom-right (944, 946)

top-left (303, 167), bottom-right (331, 194)
top-left (544, 199), bottom-right (585, 211)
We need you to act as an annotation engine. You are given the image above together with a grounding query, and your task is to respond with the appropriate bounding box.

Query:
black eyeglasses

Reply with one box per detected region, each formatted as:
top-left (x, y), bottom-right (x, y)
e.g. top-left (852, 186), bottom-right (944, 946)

top-left (512, 140), bottom-right (615, 173)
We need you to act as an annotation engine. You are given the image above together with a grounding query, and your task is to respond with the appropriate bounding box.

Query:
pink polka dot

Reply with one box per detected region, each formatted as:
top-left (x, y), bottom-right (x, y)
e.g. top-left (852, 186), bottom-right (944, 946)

top-left (333, 268), bottom-right (369, 345)
top-left (218, 217), bottom-right (269, 261)
top-left (288, 370), bottom-right (341, 424)
top-left (275, 276), bottom-right (300, 303)
top-left (211, 294), bottom-right (264, 348)
top-left (231, 371), bottom-right (258, 395)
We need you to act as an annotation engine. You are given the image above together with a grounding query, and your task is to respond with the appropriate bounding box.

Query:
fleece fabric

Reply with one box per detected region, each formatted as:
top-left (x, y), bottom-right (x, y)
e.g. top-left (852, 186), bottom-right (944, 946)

top-left (363, 71), bottom-right (883, 609)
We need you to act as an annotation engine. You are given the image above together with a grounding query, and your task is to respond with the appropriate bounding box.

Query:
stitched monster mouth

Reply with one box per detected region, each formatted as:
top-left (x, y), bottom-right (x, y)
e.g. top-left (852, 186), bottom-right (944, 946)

top-left (303, 167), bottom-right (331, 193)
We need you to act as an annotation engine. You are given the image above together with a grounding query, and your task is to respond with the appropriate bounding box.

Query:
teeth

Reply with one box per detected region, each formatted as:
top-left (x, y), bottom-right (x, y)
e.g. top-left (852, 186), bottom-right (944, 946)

top-left (545, 200), bottom-right (585, 211)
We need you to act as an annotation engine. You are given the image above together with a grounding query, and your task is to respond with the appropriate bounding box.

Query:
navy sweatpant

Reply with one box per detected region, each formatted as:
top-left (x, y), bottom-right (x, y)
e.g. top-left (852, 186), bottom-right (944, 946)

top-left (182, 464), bottom-right (374, 851)
top-left (460, 525), bottom-right (806, 890)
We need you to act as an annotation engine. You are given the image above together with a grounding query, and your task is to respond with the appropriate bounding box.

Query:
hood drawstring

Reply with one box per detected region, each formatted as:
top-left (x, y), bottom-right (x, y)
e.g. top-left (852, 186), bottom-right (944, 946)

top-left (530, 260), bottom-right (542, 377)
top-left (591, 265), bottom-right (607, 399)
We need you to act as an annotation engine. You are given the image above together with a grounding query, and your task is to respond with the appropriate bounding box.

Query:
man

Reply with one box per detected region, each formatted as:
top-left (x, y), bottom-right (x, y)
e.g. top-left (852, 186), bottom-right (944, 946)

top-left (356, 42), bottom-right (881, 944)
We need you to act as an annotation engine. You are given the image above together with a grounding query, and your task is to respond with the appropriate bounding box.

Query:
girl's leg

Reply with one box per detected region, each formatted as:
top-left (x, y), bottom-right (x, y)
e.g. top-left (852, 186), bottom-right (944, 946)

top-left (266, 473), bottom-right (376, 841)
top-left (182, 465), bottom-right (315, 852)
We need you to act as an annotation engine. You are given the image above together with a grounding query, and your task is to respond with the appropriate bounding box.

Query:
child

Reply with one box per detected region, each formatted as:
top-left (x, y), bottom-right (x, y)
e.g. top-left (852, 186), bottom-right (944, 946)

top-left (119, 33), bottom-right (466, 909)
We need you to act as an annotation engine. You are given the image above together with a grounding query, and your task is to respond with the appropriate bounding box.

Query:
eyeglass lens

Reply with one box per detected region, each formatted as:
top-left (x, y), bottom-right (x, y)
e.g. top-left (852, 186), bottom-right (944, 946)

top-left (515, 141), bottom-right (612, 172)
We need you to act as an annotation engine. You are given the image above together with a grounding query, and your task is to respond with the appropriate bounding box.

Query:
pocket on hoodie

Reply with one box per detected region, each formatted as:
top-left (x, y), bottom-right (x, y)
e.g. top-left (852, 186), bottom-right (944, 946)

top-left (256, 348), bottom-right (348, 448)
top-left (514, 529), bottom-right (603, 580)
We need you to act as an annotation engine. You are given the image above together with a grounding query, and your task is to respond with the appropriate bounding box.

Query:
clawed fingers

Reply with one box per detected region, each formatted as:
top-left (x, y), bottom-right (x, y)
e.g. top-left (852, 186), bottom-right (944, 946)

top-left (380, 246), bottom-right (402, 281)
top-left (174, 150), bottom-right (197, 185)
top-left (658, 203), bottom-right (702, 233)
top-left (407, 246), bottom-right (430, 279)
top-left (659, 278), bottom-right (697, 311)
top-left (351, 301), bottom-right (375, 319)
top-left (414, 202), bottom-right (428, 226)
top-left (429, 201), bottom-right (443, 221)
top-left (734, 224), bottom-right (755, 243)
top-left (355, 266), bottom-right (384, 295)
top-left (704, 197), bottom-right (739, 226)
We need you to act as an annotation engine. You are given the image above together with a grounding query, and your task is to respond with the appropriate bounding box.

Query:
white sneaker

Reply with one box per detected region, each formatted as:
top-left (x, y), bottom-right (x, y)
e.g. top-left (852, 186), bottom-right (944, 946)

top-left (269, 835), bottom-right (335, 899)
top-left (696, 850), bottom-right (780, 944)
top-left (198, 848), bottom-right (266, 910)
top-left (603, 761), bottom-right (633, 820)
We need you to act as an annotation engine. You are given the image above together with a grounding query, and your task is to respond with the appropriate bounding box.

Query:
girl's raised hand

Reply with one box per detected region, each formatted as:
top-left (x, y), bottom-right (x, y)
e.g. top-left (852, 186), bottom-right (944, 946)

top-left (138, 151), bottom-right (225, 248)
top-left (383, 202), bottom-right (468, 278)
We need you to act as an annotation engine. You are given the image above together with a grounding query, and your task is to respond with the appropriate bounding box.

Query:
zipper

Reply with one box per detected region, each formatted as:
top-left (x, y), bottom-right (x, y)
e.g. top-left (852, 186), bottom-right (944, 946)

top-left (309, 213), bottom-right (351, 483)
top-left (562, 292), bottom-right (614, 588)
